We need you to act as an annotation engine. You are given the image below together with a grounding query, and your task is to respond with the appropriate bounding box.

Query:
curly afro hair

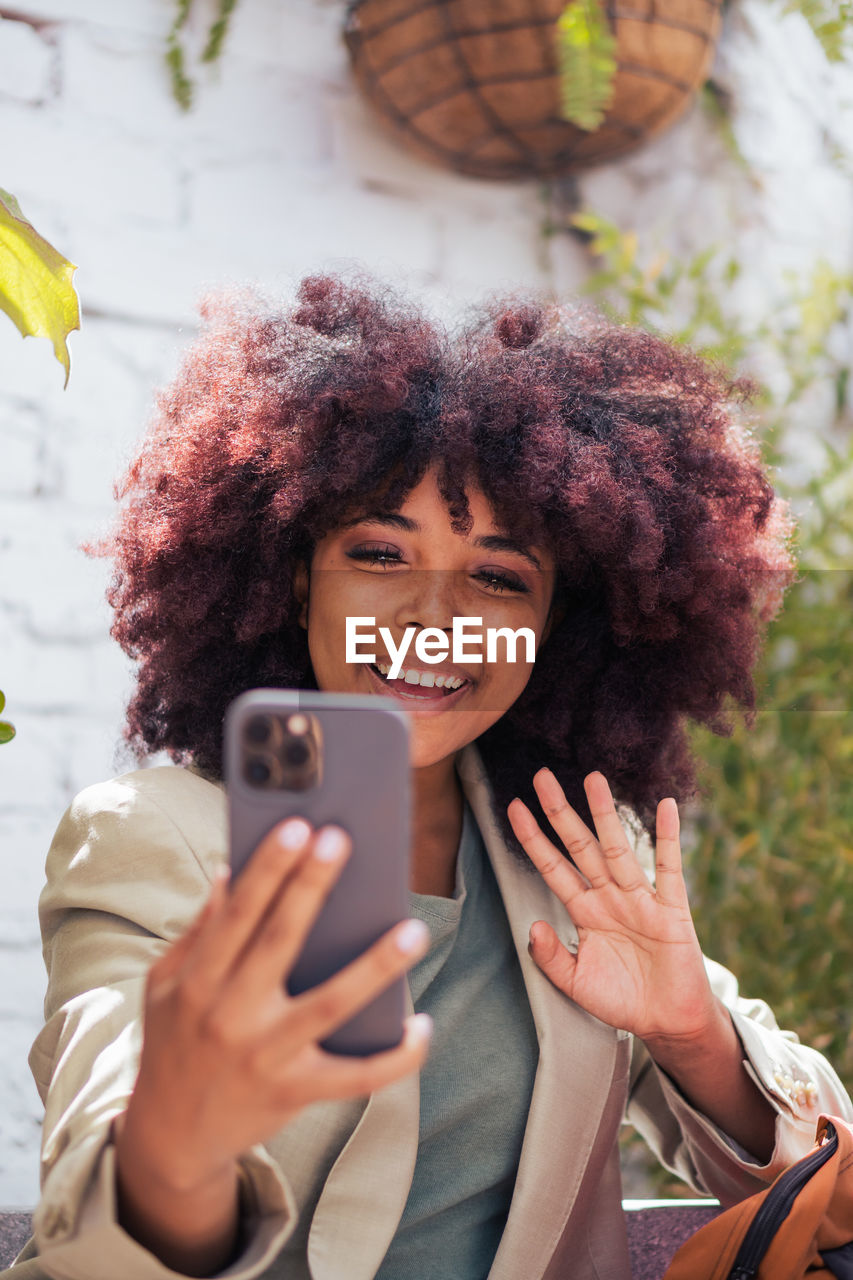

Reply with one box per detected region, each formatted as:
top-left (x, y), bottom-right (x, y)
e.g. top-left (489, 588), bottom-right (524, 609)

top-left (97, 272), bottom-right (794, 853)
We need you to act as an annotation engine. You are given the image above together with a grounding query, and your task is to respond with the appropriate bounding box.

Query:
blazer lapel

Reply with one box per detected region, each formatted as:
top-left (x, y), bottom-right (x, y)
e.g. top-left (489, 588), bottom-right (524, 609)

top-left (456, 745), bottom-right (622, 1280)
top-left (306, 742), bottom-right (623, 1280)
top-left (306, 992), bottom-right (420, 1280)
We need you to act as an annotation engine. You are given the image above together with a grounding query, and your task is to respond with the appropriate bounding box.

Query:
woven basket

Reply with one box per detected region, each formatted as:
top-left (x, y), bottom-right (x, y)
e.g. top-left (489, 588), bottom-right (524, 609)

top-left (344, 0), bottom-right (723, 180)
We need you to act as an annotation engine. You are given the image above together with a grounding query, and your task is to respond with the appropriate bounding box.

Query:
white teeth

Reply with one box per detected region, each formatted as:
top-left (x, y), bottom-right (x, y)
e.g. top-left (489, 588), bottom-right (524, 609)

top-left (374, 664), bottom-right (464, 690)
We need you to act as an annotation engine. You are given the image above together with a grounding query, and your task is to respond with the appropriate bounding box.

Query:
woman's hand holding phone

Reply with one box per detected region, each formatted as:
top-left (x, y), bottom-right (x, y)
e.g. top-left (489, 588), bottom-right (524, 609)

top-left (114, 819), bottom-right (431, 1278)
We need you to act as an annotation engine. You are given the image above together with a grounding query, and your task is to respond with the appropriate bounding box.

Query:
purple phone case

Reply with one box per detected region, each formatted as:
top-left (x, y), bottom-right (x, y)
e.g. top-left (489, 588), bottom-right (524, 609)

top-left (224, 689), bottom-right (411, 1056)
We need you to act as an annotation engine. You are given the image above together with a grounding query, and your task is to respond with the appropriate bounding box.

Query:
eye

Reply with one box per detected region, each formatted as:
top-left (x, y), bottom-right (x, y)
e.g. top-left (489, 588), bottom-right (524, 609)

top-left (475, 567), bottom-right (530, 595)
top-left (346, 543), bottom-right (405, 570)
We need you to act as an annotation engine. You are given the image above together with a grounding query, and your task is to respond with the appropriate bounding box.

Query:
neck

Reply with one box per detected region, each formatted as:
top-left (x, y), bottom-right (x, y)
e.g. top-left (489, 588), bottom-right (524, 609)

top-left (410, 750), bottom-right (465, 897)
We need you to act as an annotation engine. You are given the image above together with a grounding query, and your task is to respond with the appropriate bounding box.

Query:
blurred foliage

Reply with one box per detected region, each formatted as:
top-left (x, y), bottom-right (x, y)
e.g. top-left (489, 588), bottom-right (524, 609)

top-left (0, 691), bottom-right (14, 745)
top-left (569, 210), bottom-right (747, 363)
top-left (790, 0), bottom-right (853, 61)
top-left (571, 210), bottom-right (853, 1194)
top-left (0, 188), bottom-right (79, 386)
top-left (556, 0), bottom-right (617, 131)
top-left (166, 0), bottom-right (238, 111)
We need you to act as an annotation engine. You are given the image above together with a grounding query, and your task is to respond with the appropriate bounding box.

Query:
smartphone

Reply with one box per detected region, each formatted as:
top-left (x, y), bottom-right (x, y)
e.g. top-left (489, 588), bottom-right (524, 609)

top-left (224, 688), bottom-right (411, 1056)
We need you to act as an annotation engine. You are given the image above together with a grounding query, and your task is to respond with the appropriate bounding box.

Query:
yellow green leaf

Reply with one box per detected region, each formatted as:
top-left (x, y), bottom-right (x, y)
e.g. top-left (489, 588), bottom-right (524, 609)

top-left (0, 188), bottom-right (80, 387)
top-left (555, 0), bottom-right (618, 132)
top-left (0, 689), bottom-right (13, 745)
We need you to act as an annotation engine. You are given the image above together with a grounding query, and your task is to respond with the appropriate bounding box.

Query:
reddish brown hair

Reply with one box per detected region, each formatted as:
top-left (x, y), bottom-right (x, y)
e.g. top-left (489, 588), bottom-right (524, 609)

top-left (98, 273), bottom-right (793, 849)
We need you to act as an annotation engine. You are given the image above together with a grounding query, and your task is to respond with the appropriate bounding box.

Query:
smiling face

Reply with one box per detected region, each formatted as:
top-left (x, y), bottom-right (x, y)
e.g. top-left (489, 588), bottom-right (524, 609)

top-left (294, 468), bottom-right (557, 770)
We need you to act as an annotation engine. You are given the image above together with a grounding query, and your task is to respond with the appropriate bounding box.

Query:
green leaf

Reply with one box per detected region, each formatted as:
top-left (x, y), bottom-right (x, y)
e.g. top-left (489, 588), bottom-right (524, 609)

top-left (166, 0), bottom-right (239, 109)
top-left (0, 189), bottom-right (80, 386)
top-left (555, 0), bottom-right (618, 132)
top-left (201, 0), bottom-right (238, 63)
top-left (0, 689), bottom-right (13, 744)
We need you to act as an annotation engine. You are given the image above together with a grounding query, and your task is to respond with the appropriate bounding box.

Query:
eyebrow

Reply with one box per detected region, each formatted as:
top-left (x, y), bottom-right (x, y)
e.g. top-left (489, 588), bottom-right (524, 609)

top-left (340, 512), bottom-right (543, 570)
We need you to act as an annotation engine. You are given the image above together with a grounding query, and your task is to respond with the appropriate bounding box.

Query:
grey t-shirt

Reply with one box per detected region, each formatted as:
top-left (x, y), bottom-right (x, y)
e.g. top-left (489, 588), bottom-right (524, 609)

top-left (376, 802), bottom-right (539, 1280)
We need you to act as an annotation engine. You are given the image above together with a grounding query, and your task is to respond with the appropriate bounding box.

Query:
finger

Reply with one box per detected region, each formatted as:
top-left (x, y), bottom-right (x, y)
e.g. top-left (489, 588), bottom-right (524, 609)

top-left (507, 797), bottom-right (588, 908)
top-left (530, 769), bottom-right (610, 889)
top-left (228, 825), bottom-right (354, 993)
top-left (528, 920), bottom-right (579, 998)
top-left (583, 772), bottom-right (654, 893)
top-left (183, 818), bottom-right (317, 992)
top-left (654, 797), bottom-right (687, 909)
top-left (296, 1013), bottom-right (433, 1103)
top-left (280, 917), bottom-right (431, 1047)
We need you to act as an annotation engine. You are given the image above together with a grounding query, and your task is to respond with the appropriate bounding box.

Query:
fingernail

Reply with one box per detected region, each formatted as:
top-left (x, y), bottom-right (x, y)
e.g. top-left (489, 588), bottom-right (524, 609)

top-left (411, 1012), bottom-right (433, 1041)
top-left (396, 919), bottom-right (430, 954)
top-left (279, 818), bottom-right (312, 850)
top-left (313, 826), bottom-right (349, 862)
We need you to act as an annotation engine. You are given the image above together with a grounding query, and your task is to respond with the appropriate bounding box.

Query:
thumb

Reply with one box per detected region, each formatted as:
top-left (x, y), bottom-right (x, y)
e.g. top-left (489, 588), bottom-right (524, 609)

top-left (529, 921), bottom-right (578, 998)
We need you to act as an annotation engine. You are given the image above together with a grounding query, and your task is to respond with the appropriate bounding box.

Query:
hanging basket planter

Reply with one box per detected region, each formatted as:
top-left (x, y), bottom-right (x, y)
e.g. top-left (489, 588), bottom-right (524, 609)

top-left (344, 0), bottom-right (723, 180)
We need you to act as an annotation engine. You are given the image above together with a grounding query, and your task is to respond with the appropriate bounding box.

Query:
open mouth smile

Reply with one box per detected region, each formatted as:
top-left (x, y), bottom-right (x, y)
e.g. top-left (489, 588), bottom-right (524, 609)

top-left (366, 662), bottom-right (473, 713)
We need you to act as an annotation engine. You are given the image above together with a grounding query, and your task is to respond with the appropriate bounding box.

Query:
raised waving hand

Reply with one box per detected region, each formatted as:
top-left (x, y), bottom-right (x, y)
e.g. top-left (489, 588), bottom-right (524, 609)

top-left (507, 768), bottom-right (777, 1160)
top-left (507, 769), bottom-right (718, 1043)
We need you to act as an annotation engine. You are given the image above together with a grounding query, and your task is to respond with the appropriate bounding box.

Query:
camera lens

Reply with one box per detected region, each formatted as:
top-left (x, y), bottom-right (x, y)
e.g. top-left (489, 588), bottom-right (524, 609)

top-left (245, 715), bottom-right (274, 746)
top-left (285, 739), bottom-right (311, 767)
top-left (245, 757), bottom-right (272, 786)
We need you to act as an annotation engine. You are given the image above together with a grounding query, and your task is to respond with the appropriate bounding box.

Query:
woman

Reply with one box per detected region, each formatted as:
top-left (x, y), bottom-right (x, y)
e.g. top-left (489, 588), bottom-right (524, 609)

top-left (9, 274), bottom-right (851, 1280)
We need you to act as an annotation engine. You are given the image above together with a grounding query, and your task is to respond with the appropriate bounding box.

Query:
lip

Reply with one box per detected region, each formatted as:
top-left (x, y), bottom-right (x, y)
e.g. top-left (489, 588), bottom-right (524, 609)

top-left (364, 661), bottom-right (474, 717)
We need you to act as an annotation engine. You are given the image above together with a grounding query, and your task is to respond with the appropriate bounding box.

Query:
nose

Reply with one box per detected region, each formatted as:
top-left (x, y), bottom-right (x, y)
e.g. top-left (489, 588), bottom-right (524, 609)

top-left (392, 569), bottom-right (462, 635)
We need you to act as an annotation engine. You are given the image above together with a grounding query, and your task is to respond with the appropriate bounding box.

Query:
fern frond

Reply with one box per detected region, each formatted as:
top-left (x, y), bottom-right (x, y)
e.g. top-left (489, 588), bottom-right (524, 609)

top-left (555, 0), bottom-right (618, 132)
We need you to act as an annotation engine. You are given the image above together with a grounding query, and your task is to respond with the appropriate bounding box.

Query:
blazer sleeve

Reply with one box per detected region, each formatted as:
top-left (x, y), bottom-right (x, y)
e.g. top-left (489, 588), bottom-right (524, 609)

top-left (24, 772), bottom-right (298, 1280)
top-left (624, 953), bottom-right (853, 1205)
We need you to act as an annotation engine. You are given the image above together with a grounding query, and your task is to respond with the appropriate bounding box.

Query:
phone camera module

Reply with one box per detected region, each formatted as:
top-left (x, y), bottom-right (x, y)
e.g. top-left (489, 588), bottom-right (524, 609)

top-left (284, 739), bottom-right (311, 768)
top-left (245, 714), bottom-right (276, 747)
top-left (240, 708), bottom-right (322, 792)
top-left (245, 755), bottom-right (274, 788)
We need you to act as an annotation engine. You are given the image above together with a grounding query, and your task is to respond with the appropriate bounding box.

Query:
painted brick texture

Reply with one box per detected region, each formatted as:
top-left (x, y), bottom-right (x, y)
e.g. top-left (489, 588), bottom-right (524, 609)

top-left (1, 0), bottom-right (851, 1207)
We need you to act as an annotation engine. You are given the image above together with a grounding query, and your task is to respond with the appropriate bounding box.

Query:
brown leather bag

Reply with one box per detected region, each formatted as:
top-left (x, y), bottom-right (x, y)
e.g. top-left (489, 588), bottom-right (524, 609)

top-left (662, 1116), bottom-right (853, 1280)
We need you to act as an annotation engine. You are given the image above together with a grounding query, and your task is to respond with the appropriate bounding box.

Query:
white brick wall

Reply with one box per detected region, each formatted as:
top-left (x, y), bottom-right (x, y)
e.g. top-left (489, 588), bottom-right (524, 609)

top-left (1, 0), bottom-right (851, 1207)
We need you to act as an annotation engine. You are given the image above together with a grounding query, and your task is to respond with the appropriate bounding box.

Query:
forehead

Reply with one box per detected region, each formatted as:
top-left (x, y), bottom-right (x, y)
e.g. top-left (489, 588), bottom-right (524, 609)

top-left (340, 471), bottom-right (554, 570)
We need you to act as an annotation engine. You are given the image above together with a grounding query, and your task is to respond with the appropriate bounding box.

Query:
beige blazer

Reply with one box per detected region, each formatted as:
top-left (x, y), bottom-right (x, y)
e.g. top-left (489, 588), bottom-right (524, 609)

top-left (6, 744), bottom-right (852, 1280)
